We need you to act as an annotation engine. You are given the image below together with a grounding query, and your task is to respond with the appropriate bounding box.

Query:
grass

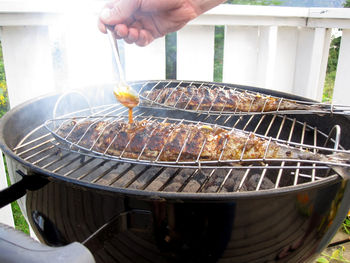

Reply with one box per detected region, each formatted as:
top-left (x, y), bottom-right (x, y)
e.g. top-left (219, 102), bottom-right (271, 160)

top-left (9, 201), bottom-right (30, 234)
top-left (3, 155), bottom-right (30, 234)
top-left (315, 217), bottom-right (350, 262)
top-left (323, 70), bottom-right (336, 102)
top-left (317, 246), bottom-right (350, 263)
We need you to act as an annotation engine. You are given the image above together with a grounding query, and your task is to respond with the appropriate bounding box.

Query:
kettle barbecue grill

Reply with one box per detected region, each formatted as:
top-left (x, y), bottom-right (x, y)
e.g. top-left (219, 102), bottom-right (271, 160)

top-left (1, 80), bottom-right (350, 263)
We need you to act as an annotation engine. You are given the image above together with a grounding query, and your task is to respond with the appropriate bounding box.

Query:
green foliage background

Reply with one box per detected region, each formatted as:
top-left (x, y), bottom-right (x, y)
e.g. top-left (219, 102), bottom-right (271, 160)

top-left (0, 43), bottom-right (9, 117)
top-left (323, 36), bottom-right (341, 102)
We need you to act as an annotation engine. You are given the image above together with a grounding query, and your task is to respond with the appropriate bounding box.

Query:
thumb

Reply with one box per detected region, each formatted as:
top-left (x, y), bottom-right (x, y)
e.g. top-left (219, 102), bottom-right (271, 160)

top-left (100, 0), bottom-right (140, 25)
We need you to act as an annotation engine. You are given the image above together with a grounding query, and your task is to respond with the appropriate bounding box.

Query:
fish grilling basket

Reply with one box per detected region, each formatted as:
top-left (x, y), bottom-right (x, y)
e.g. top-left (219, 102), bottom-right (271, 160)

top-left (1, 80), bottom-right (350, 263)
top-left (44, 80), bottom-right (350, 181)
top-left (138, 80), bottom-right (350, 116)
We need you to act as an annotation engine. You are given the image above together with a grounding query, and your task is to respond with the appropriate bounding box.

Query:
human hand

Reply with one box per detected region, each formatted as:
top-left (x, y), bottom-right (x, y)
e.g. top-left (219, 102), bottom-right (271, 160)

top-left (98, 0), bottom-right (198, 46)
top-left (98, 0), bottom-right (224, 46)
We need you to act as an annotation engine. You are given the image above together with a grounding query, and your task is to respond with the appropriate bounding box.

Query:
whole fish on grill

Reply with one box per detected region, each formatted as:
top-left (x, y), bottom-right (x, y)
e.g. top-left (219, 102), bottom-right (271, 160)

top-left (54, 118), bottom-right (350, 178)
top-left (141, 85), bottom-right (321, 112)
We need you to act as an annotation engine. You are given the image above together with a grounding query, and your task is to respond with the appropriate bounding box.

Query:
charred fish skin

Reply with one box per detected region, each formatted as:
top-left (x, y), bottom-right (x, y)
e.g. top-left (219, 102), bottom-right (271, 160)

top-left (56, 119), bottom-right (331, 164)
top-left (141, 85), bottom-right (315, 112)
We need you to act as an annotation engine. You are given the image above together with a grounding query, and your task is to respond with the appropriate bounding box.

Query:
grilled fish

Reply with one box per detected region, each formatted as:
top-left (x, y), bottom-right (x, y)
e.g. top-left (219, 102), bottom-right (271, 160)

top-left (55, 119), bottom-right (350, 178)
top-left (141, 85), bottom-right (319, 112)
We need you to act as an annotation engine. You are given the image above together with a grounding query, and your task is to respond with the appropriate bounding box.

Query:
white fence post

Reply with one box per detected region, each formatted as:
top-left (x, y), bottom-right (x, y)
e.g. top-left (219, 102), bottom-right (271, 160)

top-left (124, 38), bottom-right (166, 81)
top-left (291, 27), bottom-right (331, 101)
top-left (223, 25), bottom-right (259, 86)
top-left (0, 26), bottom-right (55, 108)
top-left (256, 26), bottom-right (278, 91)
top-left (269, 26), bottom-right (298, 94)
top-left (54, 14), bottom-right (117, 91)
top-left (177, 25), bottom-right (215, 82)
top-left (333, 29), bottom-right (350, 105)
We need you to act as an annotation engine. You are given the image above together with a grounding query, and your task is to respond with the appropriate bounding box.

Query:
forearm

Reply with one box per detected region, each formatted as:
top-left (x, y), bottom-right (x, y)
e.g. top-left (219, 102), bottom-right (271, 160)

top-left (190, 0), bottom-right (226, 15)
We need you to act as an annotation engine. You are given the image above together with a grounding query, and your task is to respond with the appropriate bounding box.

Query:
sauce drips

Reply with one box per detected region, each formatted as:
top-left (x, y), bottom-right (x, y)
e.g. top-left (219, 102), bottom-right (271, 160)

top-left (128, 108), bottom-right (133, 124)
top-left (113, 84), bottom-right (140, 124)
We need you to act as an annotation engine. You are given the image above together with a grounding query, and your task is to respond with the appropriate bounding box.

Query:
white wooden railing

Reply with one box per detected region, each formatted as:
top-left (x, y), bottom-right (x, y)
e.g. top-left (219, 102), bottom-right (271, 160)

top-left (1, 0), bottom-right (350, 228)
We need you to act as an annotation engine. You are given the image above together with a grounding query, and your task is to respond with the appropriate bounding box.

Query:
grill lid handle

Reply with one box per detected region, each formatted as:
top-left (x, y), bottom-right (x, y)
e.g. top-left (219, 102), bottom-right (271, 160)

top-left (0, 223), bottom-right (95, 263)
top-left (82, 209), bottom-right (153, 253)
top-left (0, 170), bottom-right (48, 209)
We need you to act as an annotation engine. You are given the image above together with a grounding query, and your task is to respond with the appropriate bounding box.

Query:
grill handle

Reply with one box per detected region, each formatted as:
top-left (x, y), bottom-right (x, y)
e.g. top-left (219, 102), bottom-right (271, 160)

top-left (83, 209), bottom-right (153, 253)
top-left (0, 170), bottom-right (49, 209)
top-left (53, 90), bottom-right (92, 120)
top-left (0, 223), bottom-right (95, 263)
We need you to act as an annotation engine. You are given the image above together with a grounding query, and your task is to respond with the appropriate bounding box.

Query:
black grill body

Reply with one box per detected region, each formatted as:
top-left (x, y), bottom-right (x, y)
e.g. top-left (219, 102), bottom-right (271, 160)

top-left (22, 176), bottom-right (348, 263)
top-left (1, 82), bottom-right (350, 263)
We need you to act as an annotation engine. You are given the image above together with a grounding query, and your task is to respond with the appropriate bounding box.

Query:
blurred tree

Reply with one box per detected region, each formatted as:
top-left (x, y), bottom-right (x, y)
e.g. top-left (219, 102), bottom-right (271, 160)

top-left (327, 36), bottom-right (341, 73)
top-left (166, 33), bottom-right (177, 79)
top-left (0, 42), bottom-right (9, 117)
top-left (322, 0), bottom-right (348, 101)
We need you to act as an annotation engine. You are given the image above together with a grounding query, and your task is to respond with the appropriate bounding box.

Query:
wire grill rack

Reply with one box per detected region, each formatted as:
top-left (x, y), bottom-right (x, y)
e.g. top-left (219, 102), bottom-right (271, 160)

top-left (43, 105), bottom-right (350, 173)
top-left (12, 102), bottom-right (349, 193)
top-left (135, 80), bottom-right (350, 116)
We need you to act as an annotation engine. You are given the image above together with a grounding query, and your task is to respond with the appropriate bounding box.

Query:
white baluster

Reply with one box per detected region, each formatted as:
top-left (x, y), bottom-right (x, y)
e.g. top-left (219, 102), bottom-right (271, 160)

top-left (124, 38), bottom-right (166, 81)
top-left (177, 25), bottom-right (215, 81)
top-left (223, 25), bottom-right (259, 86)
top-left (0, 26), bottom-right (55, 107)
top-left (333, 29), bottom-right (350, 105)
top-left (293, 27), bottom-right (331, 100)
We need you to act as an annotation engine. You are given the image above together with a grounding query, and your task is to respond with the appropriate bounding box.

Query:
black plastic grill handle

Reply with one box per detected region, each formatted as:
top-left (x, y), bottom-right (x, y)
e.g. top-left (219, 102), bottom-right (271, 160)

top-left (0, 223), bottom-right (95, 263)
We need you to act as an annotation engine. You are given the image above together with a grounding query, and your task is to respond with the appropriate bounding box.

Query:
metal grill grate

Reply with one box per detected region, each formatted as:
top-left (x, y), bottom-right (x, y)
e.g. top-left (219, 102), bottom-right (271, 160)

top-left (135, 80), bottom-right (350, 116)
top-left (45, 115), bottom-right (347, 169)
top-left (12, 103), bottom-right (347, 194)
